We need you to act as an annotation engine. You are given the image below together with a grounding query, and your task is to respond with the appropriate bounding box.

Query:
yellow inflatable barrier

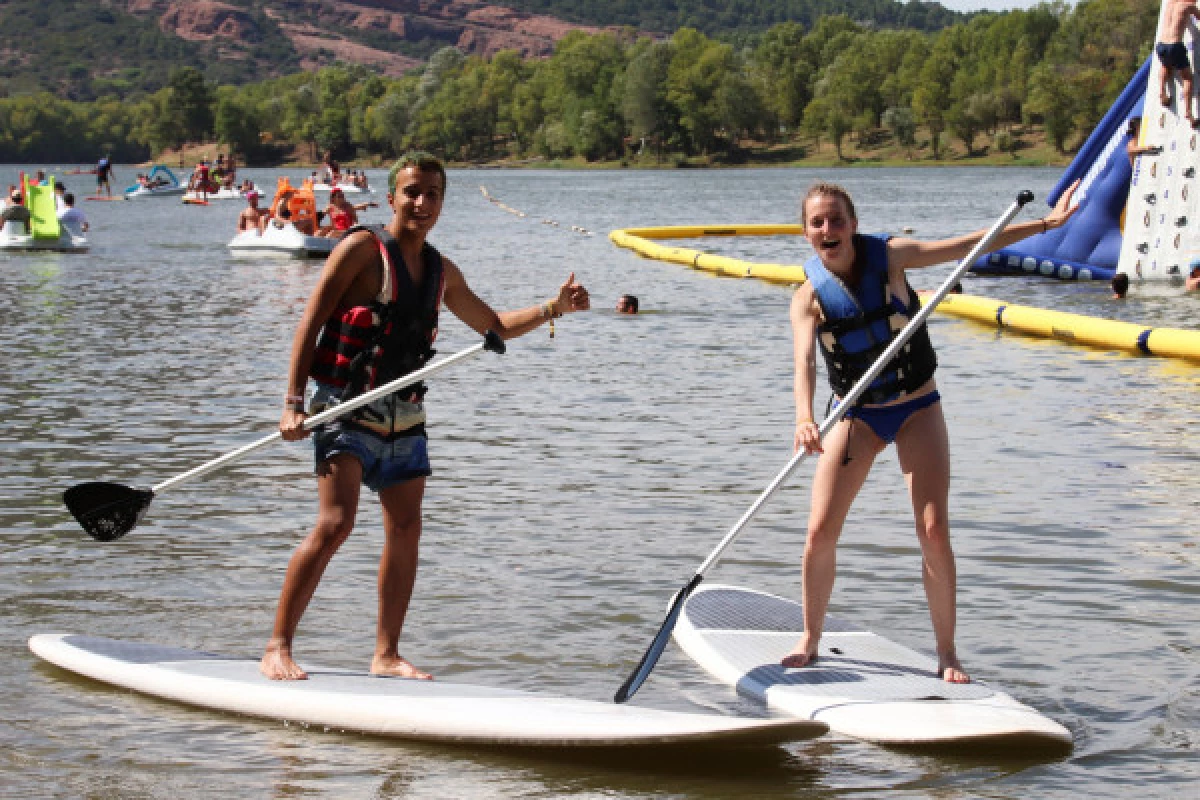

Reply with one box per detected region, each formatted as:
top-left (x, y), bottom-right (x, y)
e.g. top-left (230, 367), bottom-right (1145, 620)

top-left (610, 224), bottom-right (1200, 364)
top-left (933, 293), bottom-right (1200, 363)
top-left (609, 225), bottom-right (807, 286)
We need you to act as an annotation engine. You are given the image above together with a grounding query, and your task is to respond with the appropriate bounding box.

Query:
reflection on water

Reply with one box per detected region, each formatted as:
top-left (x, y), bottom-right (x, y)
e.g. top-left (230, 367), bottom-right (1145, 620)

top-left (1, 166), bottom-right (1197, 798)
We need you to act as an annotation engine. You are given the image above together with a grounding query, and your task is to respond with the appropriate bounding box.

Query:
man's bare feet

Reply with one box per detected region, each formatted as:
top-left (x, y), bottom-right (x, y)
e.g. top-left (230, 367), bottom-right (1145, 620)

top-left (780, 632), bottom-right (819, 668)
top-left (261, 640), bottom-right (308, 680)
top-left (938, 653), bottom-right (970, 684)
top-left (371, 655), bottom-right (433, 680)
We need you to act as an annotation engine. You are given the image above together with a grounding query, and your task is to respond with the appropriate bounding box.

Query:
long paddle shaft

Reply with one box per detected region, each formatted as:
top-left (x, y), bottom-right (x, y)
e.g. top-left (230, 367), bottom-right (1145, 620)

top-left (155, 332), bottom-right (504, 493)
top-left (614, 191), bottom-right (1034, 703)
top-left (65, 331), bottom-right (506, 541)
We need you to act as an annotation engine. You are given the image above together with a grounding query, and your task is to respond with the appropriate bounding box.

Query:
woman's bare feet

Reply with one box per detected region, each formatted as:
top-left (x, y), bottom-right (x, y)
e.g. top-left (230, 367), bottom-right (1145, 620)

top-left (371, 654), bottom-right (433, 680)
top-left (938, 653), bottom-right (970, 684)
top-left (780, 632), bottom-right (819, 668)
top-left (261, 640), bottom-right (307, 680)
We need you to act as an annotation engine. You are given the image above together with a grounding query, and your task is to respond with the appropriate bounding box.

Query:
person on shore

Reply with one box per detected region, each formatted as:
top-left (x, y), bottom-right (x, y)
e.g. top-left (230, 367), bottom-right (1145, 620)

top-left (95, 157), bottom-right (114, 197)
top-left (784, 180), bottom-right (1079, 683)
top-left (1157, 0), bottom-right (1200, 126)
top-left (1, 190), bottom-right (31, 232)
top-left (57, 192), bottom-right (89, 237)
top-left (237, 190), bottom-right (268, 233)
top-left (260, 151), bottom-right (591, 681)
top-left (1125, 118), bottom-right (1162, 166)
top-left (615, 294), bottom-right (639, 314)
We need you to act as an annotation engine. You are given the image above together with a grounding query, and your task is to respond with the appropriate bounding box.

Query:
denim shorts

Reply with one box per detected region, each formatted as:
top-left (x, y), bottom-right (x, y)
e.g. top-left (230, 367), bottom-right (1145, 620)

top-left (313, 424), bottom-right (431, 491)
top-left (309, 383), bottom-right (432, 494)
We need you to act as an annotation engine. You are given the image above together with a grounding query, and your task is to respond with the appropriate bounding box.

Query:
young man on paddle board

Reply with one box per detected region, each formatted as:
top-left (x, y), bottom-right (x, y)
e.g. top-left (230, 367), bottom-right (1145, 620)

top-left (785, 181), bottom-right (1078, 683)
top-left (95, 156), bottom-right (114, 197)
top-left (263, 151), bottom-right (590, 681)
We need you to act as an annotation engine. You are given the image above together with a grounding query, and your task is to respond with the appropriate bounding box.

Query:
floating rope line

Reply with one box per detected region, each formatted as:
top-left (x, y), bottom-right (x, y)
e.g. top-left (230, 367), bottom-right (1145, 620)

top-left (480, 185), bottom-right (593, 236)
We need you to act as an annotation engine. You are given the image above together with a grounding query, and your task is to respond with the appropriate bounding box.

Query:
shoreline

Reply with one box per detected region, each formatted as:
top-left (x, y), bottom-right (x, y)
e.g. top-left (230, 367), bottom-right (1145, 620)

top-left (141, 128), bottom-right (1074, 171)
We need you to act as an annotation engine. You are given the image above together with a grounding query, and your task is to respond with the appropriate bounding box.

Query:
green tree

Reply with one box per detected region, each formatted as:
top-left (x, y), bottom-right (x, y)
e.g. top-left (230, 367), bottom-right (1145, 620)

top-left (1026, 63), bottom-right (1076, 152)
top-left (168, 67), bottom-right (214, 141)
top-left (882, 106), bottom-right (916, 158)
top-left (214, 90), bottom-right (262, 159)
top-left (622, 39), bottom-right (674, 158)
top-left (751, 21), bottom-right (815, 135)
top-left (912, 44), bottom-right (956, 159)
top-left (666, 28), bottom-right (736, 154)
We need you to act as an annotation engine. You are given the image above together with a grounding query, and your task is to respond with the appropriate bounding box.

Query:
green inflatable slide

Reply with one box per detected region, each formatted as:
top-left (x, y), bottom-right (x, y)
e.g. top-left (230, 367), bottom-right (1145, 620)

top-left (25, 176), bottom-right (60, 240)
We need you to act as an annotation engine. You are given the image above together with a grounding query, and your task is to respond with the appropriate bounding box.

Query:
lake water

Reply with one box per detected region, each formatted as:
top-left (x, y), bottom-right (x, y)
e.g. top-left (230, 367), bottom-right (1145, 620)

top-left (1, 166), bottom-right (1197, 798)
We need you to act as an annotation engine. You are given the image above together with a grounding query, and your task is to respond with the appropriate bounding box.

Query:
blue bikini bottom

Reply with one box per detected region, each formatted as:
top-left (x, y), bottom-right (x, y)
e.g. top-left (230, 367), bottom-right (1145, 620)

top-left (844, 390), bottom-right (941, 444)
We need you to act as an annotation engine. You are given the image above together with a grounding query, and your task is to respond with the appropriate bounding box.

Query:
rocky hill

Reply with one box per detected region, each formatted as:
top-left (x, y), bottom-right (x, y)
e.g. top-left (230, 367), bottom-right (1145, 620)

top-left (123, 0), bottom-right (607, 76)
top-left (0, 0), bottom-right (963, 100)
top-left (0, 0), bottom-right (609, 98)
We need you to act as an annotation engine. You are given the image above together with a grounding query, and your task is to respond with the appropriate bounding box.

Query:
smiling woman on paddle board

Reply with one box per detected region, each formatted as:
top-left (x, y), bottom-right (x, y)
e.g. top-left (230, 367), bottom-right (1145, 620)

top-left (787, 180), bottom-right (1080, 683)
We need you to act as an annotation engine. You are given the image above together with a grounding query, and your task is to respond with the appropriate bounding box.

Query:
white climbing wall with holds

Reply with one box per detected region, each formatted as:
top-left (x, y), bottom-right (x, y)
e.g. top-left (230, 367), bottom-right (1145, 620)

top-left (1117, 5), bottom-right (1200, 282)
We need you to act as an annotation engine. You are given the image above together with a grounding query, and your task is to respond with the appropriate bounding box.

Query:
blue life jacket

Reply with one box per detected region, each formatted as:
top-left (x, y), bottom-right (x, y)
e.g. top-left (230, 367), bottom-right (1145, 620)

top-left (804, 233), bottom-right (937, 405)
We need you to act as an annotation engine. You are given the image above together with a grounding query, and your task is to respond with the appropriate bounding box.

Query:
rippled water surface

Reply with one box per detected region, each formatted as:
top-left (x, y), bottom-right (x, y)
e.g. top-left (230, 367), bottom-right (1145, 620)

top-left (2, 166), bottom-right (1198, 798)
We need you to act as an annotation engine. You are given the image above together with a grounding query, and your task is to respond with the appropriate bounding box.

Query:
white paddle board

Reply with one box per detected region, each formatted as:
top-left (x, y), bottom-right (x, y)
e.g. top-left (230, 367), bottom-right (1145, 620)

top-left (29, 633), bottom-right (826, 748)
top-left (673, 585), bottom-right (1073, 752)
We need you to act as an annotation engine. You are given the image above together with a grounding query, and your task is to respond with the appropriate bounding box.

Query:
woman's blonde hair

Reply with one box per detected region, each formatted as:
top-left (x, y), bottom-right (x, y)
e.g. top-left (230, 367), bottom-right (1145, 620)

top-left (801, 182), bottom-right (857, 223)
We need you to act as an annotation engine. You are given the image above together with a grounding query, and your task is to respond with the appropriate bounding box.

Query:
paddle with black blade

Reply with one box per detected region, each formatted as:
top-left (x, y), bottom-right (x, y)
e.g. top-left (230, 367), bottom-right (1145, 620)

top-left (614, 191), bottom-right (1035, 703)
top-left (64, 331), bottom-right (507, 542)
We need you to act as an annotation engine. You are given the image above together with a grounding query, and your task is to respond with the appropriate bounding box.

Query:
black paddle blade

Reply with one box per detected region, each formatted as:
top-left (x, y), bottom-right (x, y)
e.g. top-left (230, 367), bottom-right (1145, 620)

top-left (614, 574), bottom-right (704, 703)
top-left (63, 482), bottom-right (155, 542)
top-left (483, 329), bottom-right (506, 355)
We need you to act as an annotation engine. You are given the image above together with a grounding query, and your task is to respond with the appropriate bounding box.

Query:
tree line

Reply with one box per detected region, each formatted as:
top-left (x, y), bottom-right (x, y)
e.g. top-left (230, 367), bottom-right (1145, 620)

top-left (0, 0), bottom-right (1160, 166)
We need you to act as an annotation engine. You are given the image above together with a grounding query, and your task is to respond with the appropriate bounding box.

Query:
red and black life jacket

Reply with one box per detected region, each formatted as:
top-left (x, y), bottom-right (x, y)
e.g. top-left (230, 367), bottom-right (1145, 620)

top-left (309, 225), bottom-right (445, 403)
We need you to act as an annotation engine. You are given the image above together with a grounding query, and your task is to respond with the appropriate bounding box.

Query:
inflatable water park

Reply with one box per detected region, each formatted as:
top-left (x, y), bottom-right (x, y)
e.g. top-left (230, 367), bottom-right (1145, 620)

top-left (975, 41), bottom-right (1200, 285)
top-left (609, 3), bottom-right (1200, 364)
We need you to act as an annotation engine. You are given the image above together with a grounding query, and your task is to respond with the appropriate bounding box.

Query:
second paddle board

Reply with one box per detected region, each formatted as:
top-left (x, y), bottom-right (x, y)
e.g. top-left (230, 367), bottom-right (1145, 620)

top-left (30, 633), bottom-right (826, 748)
top-left (673, 584), bottom-right (1072, 752)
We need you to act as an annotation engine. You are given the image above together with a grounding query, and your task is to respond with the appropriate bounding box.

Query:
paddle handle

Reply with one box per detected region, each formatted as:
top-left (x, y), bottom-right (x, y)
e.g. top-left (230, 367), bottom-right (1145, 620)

top-left (152, 332), bottom-right (505, 494)
top-left (693, 191), bottom-right (1033, 577)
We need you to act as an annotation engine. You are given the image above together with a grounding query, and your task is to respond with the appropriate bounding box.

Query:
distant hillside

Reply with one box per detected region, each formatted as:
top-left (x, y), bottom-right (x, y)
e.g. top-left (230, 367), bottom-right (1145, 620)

top-left (0, 0), bottom-right (300, 100)
top-left (499, 0), bottom-right (964, 35)
top-left (0, 0), bottom-right (967, 101)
